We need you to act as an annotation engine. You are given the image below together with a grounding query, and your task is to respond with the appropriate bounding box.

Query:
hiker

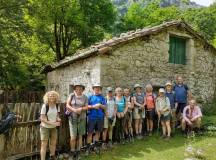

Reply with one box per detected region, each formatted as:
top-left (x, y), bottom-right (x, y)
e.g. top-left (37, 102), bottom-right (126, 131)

top-left (65, 84), bottom-right (88, 159)
top-left (173, 76), bottom-right (192, 127)
top-left (156, 88), bottom-right (171, 140)
top-left (144, 84), bottom-right (157, 136)
top-left (182, 99), bottom-right (202, 134)
top-left (102, 87), bottom-right (117, 149)
top-left (86, 84), bottom-right (106, 154)
top-left (115, 87), bottom-right (128, 144)
top-left (124, 87), bottom-right (134, 142)
top-left (165, 82), bottom-right (177, 132)
top-left (40, 91), bottom-right (61, 160)
top-left (133, 84), bottom-right (145, 139)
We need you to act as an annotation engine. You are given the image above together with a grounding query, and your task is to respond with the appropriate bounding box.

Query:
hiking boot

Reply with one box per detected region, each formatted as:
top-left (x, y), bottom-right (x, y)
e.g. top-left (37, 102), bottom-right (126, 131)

top-left (107, 141), bottom-right (113, 148)
top-left (165, 136), bottom-right (171, 141)
top-left (84, 145), bottom-right (91, 156)
top-left (49, 155), bottom-right (56, 160)
top-left (75, 151), bottom-right (81, 160)
top-left (69, 151), bottom-right (76, 160)
top-left (102, 143), bottom-right (107, 150)
top-left (148, 131), bottom-right (153, 136)
top-left (160, 135), bottom-right (166, 139)
top-left (137, 134), bottom-right (143, 140)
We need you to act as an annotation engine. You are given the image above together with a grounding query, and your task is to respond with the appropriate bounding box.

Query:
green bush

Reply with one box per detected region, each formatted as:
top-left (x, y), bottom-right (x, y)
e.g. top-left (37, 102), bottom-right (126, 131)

top-left (202, 99), bottom-right (216, 116)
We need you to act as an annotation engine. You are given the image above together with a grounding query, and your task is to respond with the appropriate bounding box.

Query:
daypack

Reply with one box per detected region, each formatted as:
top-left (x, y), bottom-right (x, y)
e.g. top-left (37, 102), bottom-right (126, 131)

top-left (65, 93), bottom-right (75, 116)
top-left (0, 112), bottom-right (16, 135)
top-left (65, 93), bottom-right (88, 117)
top-left (37, 104), bottom-right (59, 120)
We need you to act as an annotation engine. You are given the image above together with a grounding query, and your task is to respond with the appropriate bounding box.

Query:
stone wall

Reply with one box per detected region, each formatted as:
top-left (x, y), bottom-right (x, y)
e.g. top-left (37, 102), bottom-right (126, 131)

top-left (47, 56), bottom-right (101, 102)
top-left (100, 26), bottom-right (216, 103)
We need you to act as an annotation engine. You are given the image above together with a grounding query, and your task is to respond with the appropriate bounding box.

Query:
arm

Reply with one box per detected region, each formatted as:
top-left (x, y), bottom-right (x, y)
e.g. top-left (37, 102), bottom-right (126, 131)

top-left (155, 100), bottom-right (160, 117)
top-left (183, 107), bottom-right (190, 123)
top-left (163, 98), bottom-right (171, 112)
top-left (133, 96), bottom-right (143, 108)
top-left (123, 102), bottom-right (128, 114)
top-left (192, 107), bottom-right (202, 120)
top-left (41, 114), bottom-right (58, 126)
top-left (66, 95), bottom-right (75, 112)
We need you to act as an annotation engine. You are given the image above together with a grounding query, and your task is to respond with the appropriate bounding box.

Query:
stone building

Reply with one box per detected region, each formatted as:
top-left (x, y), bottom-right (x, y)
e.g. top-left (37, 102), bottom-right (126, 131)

top-left (43, 20), bottom-right (216, 103)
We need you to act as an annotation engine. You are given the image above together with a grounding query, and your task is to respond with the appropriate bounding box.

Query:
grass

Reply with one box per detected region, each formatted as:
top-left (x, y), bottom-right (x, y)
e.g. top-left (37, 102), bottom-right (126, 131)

top-left (86, 116), bottom-right (216, 160)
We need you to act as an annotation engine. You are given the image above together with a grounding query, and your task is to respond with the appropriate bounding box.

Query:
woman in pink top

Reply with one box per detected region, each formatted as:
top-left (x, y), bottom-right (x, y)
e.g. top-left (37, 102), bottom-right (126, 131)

top-left (144, 84), bottom-right (157, 136)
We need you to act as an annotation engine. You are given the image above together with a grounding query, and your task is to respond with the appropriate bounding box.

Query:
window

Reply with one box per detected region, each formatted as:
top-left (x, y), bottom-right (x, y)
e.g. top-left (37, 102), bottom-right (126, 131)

top-left (169, 36), bottom-right (186, 65)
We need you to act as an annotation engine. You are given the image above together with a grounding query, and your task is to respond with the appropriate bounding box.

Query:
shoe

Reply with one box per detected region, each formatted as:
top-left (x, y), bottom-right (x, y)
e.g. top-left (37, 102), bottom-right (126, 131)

top-left (165, 136), bottom-right (171, 141)
top-left (49, 155), bottom-right (56, 160)
top-left (102, 143), bottom-right (107, 150)
top-left (107, 141), bottom-right (113, 148)
top-left (148, 131), bottom-right (153, 136)
top-left (75, 151), bottom-right (81, 160)
top-left (84, 145), bottom-right (90, 156)
top-left (160, 135), bottom-right (166, 139)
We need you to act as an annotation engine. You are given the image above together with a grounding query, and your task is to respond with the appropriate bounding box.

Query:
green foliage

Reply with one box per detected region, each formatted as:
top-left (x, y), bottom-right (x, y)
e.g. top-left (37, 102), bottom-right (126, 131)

top-left (26, 0), bottom-right (116, 61)
top-left (202, 99), bottom-right (216, 116)
top-left (115, 1), bottom-right (216, 47)
top-left (119, 1), bottom-right (180, 31)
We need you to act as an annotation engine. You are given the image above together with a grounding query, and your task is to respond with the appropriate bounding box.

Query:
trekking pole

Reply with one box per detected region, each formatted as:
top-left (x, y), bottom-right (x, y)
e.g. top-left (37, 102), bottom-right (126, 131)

top-left (76, 115), bottom-right (80, 160)
top-left (157, 115), bottom-right (161, 136)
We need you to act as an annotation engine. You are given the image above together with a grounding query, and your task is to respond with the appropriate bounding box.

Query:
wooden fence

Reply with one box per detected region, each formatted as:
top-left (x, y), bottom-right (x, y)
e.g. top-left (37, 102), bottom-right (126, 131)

top-left (0, 103), bottom-right (70, 159)
top-left (0, 91), bottom-right (44, 104)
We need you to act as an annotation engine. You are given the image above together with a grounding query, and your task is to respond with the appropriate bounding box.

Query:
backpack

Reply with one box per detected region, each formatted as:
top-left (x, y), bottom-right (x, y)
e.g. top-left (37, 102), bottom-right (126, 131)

top-left (45, 104), bottom-right (59, 120)
top-left (65, 93), bottom-right (75, 116)
top-left (36, 103), bottom-right (59, 121)
top-left (0, 112), bottom-right (16, 135)
top-left (65, 93), bottom-right (88, 117)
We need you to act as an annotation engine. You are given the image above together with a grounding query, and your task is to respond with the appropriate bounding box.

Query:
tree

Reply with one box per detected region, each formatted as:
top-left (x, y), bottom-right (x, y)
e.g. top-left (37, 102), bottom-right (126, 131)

top-left (26, 0), bottom-right (116, 61)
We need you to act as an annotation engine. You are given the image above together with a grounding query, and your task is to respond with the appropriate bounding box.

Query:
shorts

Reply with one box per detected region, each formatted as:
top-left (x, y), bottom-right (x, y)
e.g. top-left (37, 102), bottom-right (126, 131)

top-left (40, 126), bottom-right (57, 141)
top-left (68, 116), bottom-right (86, 137)
top-left (125, 112), bottom-right (133, 124)
top-left (176, 103), bottom-right (187, 114)
top-left (88, 118), bottom-right (104, 134)
top-left (146, 109), bottom-right (155, 120)
top-left (104, 117), bottom-right (116, 128)
top-left (161, 114), bottom-right (171, 122)
top-left (133, 107), bottom-right (142, 119)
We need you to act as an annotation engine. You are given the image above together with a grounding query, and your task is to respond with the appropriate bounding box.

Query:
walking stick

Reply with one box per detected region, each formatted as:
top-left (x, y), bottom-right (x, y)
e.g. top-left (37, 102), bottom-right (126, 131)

top-left (157, 115), bottom-right (161, 136)
top-left (75, 115), bottom-right (80, 160)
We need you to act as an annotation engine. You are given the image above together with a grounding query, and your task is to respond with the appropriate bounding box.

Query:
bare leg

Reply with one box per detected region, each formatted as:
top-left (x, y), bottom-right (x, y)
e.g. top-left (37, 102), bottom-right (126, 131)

top-left (165, 121), bottom-right (171, 137)
top-left (40, 140), bottom-right (48, 160)
top-left (70, 136), bottom-right (76, 151)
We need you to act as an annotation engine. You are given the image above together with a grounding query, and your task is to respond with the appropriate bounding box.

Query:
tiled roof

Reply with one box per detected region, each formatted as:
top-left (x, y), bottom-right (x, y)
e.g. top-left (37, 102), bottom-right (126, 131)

top-left (42, 20), bottom-right (216, 73)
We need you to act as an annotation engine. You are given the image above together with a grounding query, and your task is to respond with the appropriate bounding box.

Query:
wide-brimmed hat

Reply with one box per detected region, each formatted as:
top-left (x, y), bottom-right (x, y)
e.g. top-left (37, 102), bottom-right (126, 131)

top-left (106, 87), bottom-right (113, 93)
top-left (73, 84), bottom-right (85, 90)
top-left (165, 82), bottom-right (172, 86)
top-left (134, 84), bottom-right (142, 90)
top-left (159, 88), bottom-right (165, 93)
top-left (92, 84), bottom-right (102, 89)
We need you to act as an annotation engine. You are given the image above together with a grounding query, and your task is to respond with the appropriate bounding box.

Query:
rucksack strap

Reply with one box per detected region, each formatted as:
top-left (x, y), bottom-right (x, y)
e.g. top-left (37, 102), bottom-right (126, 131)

top-left (45, 104), bottom-right (59, 121)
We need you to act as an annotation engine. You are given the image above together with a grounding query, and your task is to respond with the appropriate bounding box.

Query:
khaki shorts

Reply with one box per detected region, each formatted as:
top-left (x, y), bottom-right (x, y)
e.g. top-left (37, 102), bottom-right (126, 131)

top-left (133, 107), bottom-right (142, 119)
top-left (40, 127), bottom-right (57, 141)
top-left (104, 117), bottom-right (116, 129)
top-left (68, 116), bottom-right (86, 137)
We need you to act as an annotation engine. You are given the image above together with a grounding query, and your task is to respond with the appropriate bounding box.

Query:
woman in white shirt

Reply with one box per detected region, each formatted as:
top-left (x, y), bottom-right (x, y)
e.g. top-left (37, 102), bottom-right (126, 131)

top-left (40, 91), bottom-right (61, 160)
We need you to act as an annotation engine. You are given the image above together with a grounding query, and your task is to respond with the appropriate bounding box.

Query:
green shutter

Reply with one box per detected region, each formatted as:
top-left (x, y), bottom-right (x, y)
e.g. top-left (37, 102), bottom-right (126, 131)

top-left (169, 36), bottom-right (186, 65)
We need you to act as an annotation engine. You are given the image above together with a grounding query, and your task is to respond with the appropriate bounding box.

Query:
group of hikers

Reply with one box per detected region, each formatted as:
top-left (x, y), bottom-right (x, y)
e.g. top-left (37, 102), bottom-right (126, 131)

top-left (39, 76), bottom-right (203, 160)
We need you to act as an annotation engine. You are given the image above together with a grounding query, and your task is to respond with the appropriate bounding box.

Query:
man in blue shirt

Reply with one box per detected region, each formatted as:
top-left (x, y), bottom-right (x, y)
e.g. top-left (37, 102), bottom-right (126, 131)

top-left (86, 84), bottom-right (106, 154)
top-left (173, 76), bottom-right (192, 127)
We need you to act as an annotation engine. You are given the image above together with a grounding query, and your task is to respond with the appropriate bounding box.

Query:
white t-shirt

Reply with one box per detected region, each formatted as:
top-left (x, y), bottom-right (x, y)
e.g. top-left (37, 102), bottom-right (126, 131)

top-left (40, 104), bottom-right (60, 128)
